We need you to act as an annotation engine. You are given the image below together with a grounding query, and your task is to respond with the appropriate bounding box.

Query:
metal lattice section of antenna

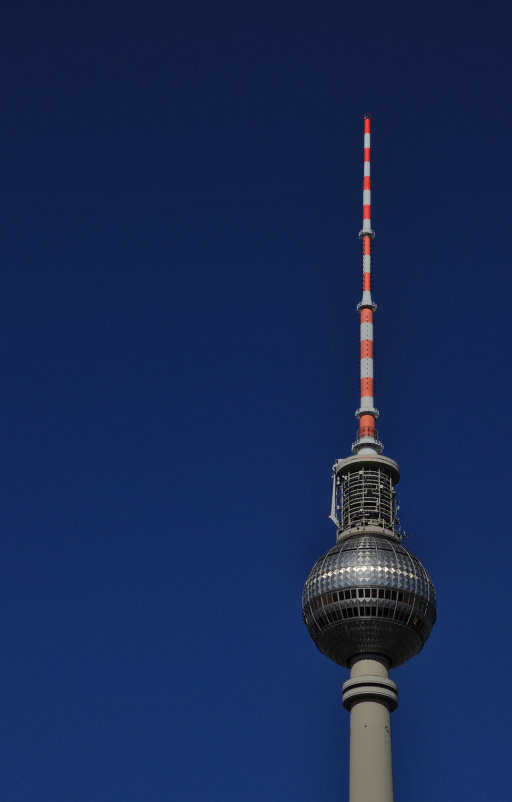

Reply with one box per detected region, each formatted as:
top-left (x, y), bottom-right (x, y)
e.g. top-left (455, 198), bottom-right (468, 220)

top-left (354, 115), bottom-right (382, 455)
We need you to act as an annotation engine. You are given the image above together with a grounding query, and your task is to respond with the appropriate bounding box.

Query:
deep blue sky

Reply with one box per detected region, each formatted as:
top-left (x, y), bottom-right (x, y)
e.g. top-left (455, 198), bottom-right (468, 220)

top-left (1, 1), bottom-right (511, 800)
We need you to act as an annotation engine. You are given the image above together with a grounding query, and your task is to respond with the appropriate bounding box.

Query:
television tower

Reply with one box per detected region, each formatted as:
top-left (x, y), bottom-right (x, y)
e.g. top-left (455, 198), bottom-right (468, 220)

top-left (302, 117), bottom-right (436, 802)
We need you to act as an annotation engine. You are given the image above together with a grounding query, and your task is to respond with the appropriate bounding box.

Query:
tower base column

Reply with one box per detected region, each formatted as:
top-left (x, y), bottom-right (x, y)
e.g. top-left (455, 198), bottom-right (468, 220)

top-left (342, 657), bottom-right (398, 802)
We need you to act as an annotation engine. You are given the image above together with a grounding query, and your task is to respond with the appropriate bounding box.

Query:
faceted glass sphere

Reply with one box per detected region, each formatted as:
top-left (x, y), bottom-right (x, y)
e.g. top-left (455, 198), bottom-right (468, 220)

top-left (302, 534), bottom-right (436, 667)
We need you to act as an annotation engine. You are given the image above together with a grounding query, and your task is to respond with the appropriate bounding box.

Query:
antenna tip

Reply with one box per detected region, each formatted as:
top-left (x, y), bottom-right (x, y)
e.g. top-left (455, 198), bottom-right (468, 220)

top-left (363, 114), bottom-right (372, 119)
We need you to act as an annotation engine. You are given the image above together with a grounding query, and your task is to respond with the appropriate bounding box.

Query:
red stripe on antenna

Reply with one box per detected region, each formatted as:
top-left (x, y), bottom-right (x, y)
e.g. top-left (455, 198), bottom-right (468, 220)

top-left (360, 377), bottom-right (374, 397)
top-left (360, 340), bottom-right (373, 358)
top-left (359, 413), bottom-right (375, 430)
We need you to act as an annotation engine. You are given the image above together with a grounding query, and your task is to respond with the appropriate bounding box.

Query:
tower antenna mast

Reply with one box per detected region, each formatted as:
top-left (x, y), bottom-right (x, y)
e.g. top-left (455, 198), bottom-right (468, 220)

top-left (355, 114), bottom-right (381, 454)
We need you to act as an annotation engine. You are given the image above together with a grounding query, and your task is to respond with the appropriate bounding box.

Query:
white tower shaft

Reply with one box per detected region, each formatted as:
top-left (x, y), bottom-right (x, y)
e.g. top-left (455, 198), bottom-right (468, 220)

top-left (342, 658), bottom-right (398, 802)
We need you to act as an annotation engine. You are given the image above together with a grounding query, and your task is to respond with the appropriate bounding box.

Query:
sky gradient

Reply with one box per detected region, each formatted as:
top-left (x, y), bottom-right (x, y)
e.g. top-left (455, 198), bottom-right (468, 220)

top-left (1, 1), bottom-right (511, 800)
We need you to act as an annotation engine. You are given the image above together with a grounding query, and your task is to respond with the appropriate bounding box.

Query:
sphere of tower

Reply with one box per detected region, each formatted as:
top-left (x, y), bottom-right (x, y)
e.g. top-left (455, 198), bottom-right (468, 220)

top-left (302, 534), bottom-right (436, 668)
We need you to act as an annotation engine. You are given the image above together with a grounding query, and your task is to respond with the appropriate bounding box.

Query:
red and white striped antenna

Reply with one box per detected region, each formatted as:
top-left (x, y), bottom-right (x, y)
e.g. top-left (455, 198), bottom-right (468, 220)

top-left (353, 115), bottom-right (383, 455)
